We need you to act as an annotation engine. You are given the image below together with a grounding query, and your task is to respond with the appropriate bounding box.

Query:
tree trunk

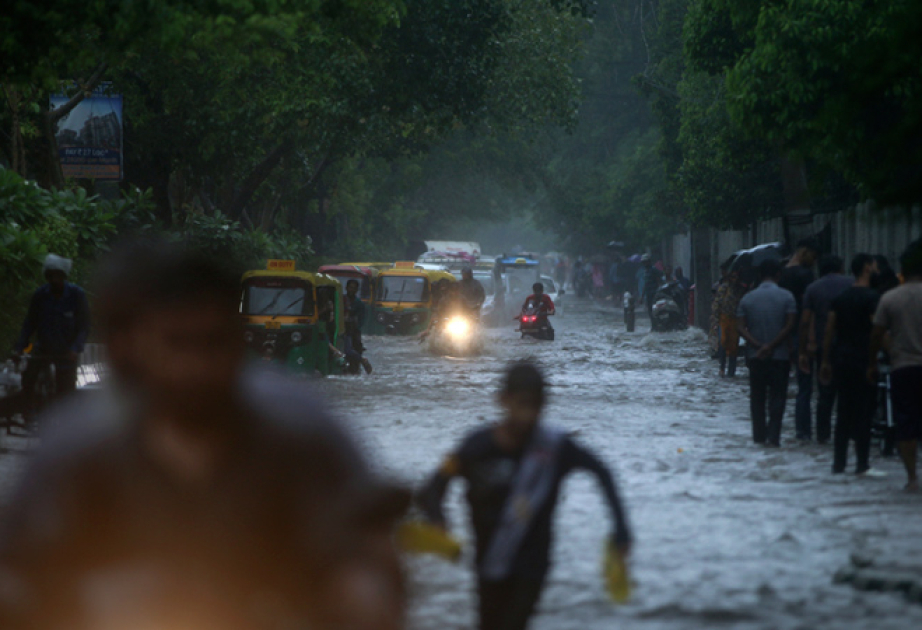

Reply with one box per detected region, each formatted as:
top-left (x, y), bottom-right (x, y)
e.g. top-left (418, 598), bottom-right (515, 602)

top-left (228, 139), bottom-right (295, 220)
top-left (780, 154), bottom-right (813, 248)
top-left (3, 86), bottom-right (26, 175)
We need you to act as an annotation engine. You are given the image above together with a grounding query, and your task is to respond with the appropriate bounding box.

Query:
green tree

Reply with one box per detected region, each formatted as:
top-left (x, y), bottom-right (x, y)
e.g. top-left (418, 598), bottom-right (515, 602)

top-left (724, 0), bottom-right (922, 203)
top-left (2, 0), bottom-right (401, 189)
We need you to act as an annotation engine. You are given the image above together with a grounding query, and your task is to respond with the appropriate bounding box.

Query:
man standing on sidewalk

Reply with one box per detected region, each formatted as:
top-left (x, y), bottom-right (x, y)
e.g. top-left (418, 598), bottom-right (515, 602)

top-left (819, 254), bottom-right (880, 474)
top-left (798, 254), bottom-right (853, 442)
top-left (780, 239), bottom-right (819, 443)
top-left (738, 259), bottom-right (797, 447)
top-left (868, 239), bottom-right (922, 491)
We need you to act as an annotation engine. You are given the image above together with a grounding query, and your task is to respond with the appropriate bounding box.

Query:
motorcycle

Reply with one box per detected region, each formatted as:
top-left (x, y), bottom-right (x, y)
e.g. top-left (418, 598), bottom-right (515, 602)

top-left (0, 353), bottom-right (60, 435)
top-left (428, 311), bottom-right (482, 356)
top-left (518, 300), bottom-right (554, 341)
top-left (650, 282), bottom-right (688, 333)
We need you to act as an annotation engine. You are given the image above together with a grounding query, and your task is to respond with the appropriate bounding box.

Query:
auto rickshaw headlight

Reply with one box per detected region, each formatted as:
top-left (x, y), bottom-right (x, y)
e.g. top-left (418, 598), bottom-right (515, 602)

top-left (410, 313), bottom-right (421, 324)
top-left (244, 331), bottom-right (254, 343)
top-left (290, 331), bottom-right (303, 343)
top-left (377, 313), bottom-right (386, 323)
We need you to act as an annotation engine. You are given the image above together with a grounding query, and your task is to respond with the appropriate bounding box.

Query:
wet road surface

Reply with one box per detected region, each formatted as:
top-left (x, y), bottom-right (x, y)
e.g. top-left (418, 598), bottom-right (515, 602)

top-left (322, 299), bottom-right (922, 630)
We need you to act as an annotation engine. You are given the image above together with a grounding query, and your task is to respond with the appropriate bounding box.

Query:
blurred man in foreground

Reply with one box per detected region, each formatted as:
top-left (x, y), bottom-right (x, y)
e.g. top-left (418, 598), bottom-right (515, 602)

top-left (0, 240), bottom-right (407, 630)
top-left (418, 362), bottom-right (632, 630)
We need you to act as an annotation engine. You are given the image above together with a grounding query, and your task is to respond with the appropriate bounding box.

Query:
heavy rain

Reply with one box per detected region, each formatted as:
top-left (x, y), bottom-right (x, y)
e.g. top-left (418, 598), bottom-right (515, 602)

top-left (2, 1), bottom-right (922, 630)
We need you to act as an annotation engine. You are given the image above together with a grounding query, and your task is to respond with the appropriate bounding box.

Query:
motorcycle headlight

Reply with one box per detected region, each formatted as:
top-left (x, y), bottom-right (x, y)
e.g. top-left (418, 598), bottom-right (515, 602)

top-left (290, 331), bottom-right (302, 343)
top-left (244, 331), bottom-right (254, 343)
top-left (446, 317), bottom-right (471, 339)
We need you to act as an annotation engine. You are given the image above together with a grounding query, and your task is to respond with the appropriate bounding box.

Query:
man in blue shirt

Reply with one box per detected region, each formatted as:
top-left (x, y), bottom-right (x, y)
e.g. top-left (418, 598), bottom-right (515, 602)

top-left (12, 254), bottom-right (90, 403)
top-left (738, 259), bottom-right (797, 446)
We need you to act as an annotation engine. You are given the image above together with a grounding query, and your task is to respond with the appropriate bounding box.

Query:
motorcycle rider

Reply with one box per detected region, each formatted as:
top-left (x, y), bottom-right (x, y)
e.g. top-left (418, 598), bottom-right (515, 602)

top-left (640, 254), bottom-right (663, 320)
top-left (0, 240), bottom-right (408, 630)
top-left (459, 266), bottom-right (486, 318)
top-left (520, 283), bottom-right (556, 340)
top-left (11, 253), bottom-right (90, 412)
top-left (420, 282), bottom-right (466, 340)
top-left (522, 282), bottom-right (556, 317)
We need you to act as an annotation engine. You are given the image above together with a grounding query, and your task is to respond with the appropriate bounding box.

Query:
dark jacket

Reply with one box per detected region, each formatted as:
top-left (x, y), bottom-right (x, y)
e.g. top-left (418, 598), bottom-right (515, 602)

top-left (15, 283), bottom-right (90, 360)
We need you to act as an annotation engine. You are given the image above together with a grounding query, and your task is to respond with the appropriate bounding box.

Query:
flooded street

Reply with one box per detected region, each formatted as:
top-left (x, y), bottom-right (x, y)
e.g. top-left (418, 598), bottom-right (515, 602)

top-left (322, 300), bottom-right (922, 630)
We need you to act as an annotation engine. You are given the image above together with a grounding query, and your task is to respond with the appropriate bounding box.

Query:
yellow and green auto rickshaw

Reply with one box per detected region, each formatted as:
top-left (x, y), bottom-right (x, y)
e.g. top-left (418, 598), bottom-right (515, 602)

top-left (240, 260), bottom-right (344, 376)
top-left (371, 263), bottom-right (456, 335)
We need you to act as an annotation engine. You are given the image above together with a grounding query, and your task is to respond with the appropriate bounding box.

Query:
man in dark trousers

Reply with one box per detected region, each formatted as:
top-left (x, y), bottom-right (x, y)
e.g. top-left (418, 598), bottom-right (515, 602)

top-left (819, 253), bottom-right (880, 475)
top-left (418, 362), bottom-right (632, 630)
top-left (780, 239), bottom-right (819, 442)
top-left (738, 259), bottom-right (797, 447)
top-left (12, 254), bottom-right (90, 409)
top-left (798, 254), bottom-right (853, 442)
top-left (344, 278), bottom-right (372, 374)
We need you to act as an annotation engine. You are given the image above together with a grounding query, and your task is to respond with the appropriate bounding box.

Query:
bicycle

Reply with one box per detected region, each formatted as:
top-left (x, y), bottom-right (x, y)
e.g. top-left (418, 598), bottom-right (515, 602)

top-left (0, 354), bottom-right (61, 436)
top-left (870, 358), bottom-right (896, 458)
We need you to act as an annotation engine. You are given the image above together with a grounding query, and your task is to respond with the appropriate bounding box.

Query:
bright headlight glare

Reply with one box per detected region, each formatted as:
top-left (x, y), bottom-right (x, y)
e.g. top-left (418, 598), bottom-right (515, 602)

top-left (446, 317), bottom-right (470, 338)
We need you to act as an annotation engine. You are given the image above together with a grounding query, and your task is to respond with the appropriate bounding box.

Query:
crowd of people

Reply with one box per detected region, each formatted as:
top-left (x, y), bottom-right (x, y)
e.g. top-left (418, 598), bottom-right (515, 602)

top-left (549, 253), bottom-right (692, 318)
top-left (711, 237), bottom-right (922, 490)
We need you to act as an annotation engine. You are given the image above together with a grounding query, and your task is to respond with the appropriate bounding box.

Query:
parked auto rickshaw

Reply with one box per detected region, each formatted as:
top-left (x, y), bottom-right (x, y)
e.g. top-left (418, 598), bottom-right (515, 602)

top-left (371, 263), bottom-right (456, 335)
top-left (318, 264), bottom-right (379, 334)
top-left (240, 260), bottom-right (344, 376)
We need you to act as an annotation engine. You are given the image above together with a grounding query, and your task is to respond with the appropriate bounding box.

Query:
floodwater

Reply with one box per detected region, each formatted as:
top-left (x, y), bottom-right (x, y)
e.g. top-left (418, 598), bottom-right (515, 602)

top-left (321, 299), bottom-right (922, 630)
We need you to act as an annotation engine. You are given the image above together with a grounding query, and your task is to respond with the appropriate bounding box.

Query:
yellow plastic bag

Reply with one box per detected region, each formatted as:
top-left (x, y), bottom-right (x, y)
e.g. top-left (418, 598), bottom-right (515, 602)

top-left (604, 541), bottom-right (631, 604)
top-left (397, 521), bottom-right (462, 562)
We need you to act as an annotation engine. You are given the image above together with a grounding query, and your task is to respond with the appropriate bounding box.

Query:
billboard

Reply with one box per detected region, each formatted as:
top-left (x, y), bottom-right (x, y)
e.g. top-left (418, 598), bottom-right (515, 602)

top-left (50, 83), bottom-right (122, 180)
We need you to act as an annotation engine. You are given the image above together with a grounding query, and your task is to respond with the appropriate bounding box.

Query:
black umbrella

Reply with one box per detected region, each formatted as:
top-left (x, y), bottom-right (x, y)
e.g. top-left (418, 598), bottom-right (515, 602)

top-left (728, 242), bottom-right (784, 288)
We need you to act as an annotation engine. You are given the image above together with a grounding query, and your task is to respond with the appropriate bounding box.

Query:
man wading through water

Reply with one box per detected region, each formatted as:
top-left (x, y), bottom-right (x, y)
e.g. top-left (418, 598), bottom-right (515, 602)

top-left (418, 362), bottom-right (632, 630)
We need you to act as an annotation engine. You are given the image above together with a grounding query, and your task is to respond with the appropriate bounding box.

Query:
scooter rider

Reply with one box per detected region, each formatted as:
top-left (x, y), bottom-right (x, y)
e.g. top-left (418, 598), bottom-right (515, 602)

top-left (459, 267), bottom-right (486, 318)
top-left (522, 283), bottom-right (556, 317)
